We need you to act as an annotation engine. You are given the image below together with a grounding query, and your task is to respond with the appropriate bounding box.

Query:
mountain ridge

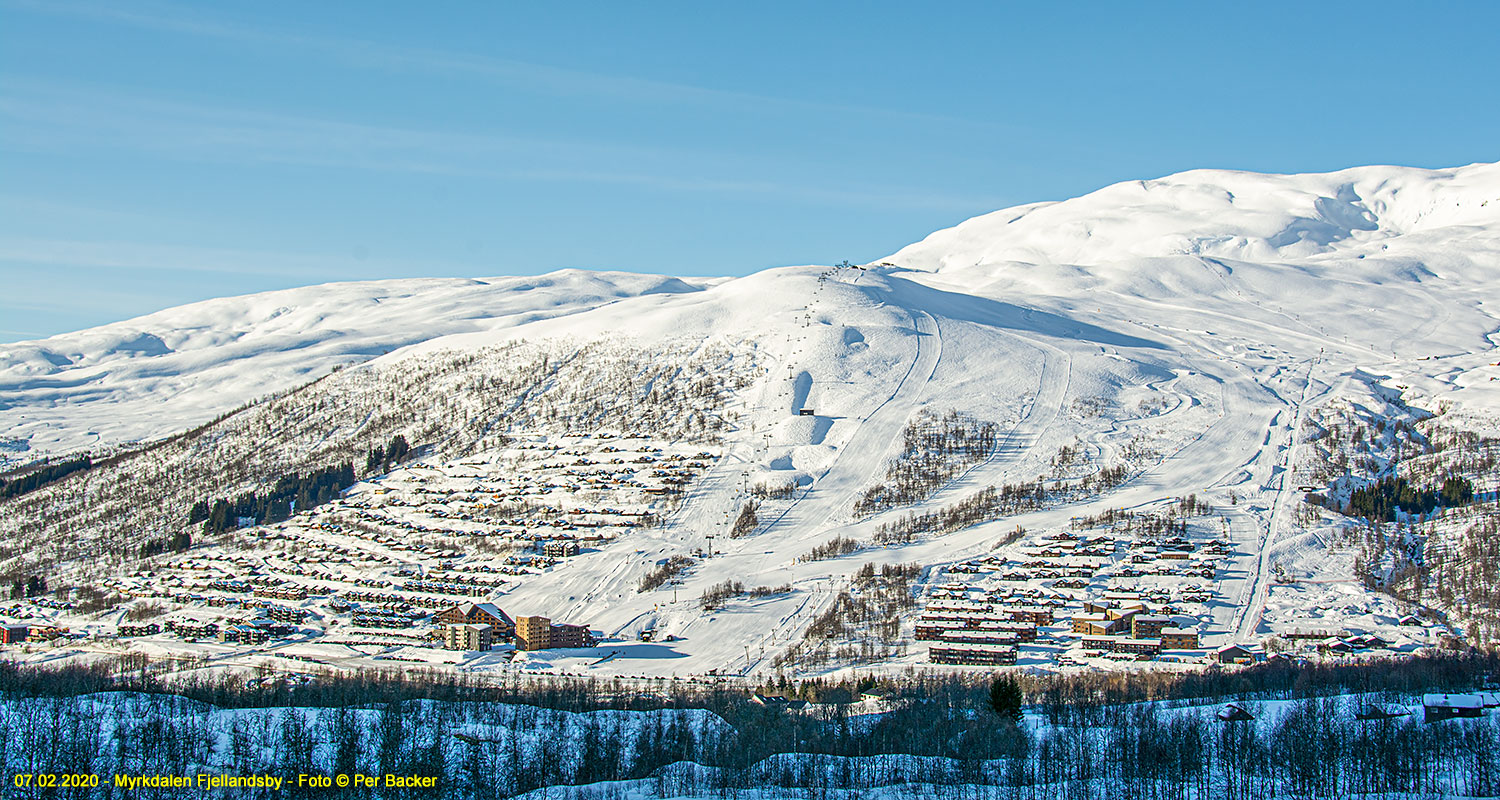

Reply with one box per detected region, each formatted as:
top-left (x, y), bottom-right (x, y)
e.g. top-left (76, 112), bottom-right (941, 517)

top-left (2, 159), bottom-right (1499, 676)
top-left (884, 160), bottom-right (1500, 273)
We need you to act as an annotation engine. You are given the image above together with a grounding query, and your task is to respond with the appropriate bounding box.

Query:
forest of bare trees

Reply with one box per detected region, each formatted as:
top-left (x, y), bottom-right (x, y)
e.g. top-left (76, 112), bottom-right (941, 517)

top-left (0, 338), bottom-right (756, 592)
top-left (853, 410), bottom-right (998, 517)
top-left (1299, 398), bottom-right (1500, 647)
top-left (1, 651), bottom-right (1497, 798)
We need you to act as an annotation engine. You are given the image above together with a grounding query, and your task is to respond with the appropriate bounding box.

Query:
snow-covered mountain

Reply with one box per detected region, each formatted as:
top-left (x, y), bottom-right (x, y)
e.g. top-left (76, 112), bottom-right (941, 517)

top-left (0, 270), bottom-right (707, 457)
top-left (4, 160), bottom-right (1496, 463)
top-left (3, 160), bottom-right (1499, 677)
top-left (888, 161), bottom-right (1500, 271)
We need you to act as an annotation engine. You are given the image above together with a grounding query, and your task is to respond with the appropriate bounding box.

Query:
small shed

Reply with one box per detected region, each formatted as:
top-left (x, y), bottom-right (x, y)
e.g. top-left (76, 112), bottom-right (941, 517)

top-left (1215, 643), bottom-right (1257, 665)
top-left (1217, 703), bottom-right (1255, 722)
top-left (1423, 693), bottom-right (1485, 723)
top-left (750, 693), bottom-right (808, 710)
top-left (1354, 705), bottom-right (1408, 721)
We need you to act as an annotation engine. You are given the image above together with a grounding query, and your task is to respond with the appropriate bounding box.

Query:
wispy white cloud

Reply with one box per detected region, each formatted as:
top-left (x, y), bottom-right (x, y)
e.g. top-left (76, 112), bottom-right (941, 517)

top-left (0, 78), bottom-right (1007, 212)
top-left (0, 76), bottom-right (658, 169)
top-left (2, 0), bottom-right (1006, 131)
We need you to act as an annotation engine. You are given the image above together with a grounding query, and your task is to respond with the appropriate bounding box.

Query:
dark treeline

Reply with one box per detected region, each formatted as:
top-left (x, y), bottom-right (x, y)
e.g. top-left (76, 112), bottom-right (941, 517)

top-left (774, 563), bottom-right (921, 670)
top-left (729, 499), bottom-right (758, 538)
top-left (1070, 506), bottom-right (1193, 537)
top-left (136, 529), bottom-right (192, 559)
top-left (1420, 514), bottom-right (1500, 645)
top-left (7, 574), bottom-right (46, 600)
top-left (699, 580), bottom-right (746, 610)
top-left (800, 534), bottom-right (861, 562)
top-left (184, 435), bottom-right (411, 534)
top-left (698, 580), bottom-right (792, 610)
top-left (189, 462), bottom-right (357, 534)
top-left (0, 455), bottom-right (90, 499)
top-left (365, 434), bottom-right (411, 476)
top-left (1340, 475), bottom-right (1475, 521)
top-left (749, 479), bottom-right (798, 500)
top-left (1, 652), bottom-right (1497, 798)
top-left (637, 555), bottom-right (692, 593)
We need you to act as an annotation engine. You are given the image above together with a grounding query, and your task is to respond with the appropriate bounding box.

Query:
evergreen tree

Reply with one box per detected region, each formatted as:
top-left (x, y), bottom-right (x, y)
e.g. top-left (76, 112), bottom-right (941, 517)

top-left (186, 500), bottom-right (210, 524)
top-left (989, 675), bottom-right (1023, 721)
top-left (207, 499), bottom-right (231, 533)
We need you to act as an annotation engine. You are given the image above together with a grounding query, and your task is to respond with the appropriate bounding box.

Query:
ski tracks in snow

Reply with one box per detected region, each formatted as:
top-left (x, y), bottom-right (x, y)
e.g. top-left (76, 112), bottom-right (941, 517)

top-left (923, 337), bottom-right (1072, 508)
top-left (756, 309), bottom-right (943, 551)
top-left (1233, 352), bottom-right (1322, 641)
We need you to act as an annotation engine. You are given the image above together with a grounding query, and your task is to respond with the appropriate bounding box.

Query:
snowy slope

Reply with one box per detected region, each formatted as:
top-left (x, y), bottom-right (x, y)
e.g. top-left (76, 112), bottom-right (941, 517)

top-left (396, 161), bottom-right (1500, 672)
top-left (886, 161), bottom-right (1500, 271)
top-left (0, 270), bottom-right (707, 459)
top-left (7, 160), bottom-right (1500, 678)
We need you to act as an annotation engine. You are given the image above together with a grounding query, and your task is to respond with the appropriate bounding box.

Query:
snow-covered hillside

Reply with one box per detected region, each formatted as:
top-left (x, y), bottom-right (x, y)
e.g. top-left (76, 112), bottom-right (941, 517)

top-left (887, 161), bottom-right (1500, 271)
top-left (0, 270), bottom-right (707, 459)
top-left (5, 162), bottom-right (1498, 462)
top-left (3, 160), bottom-right (1499, 679)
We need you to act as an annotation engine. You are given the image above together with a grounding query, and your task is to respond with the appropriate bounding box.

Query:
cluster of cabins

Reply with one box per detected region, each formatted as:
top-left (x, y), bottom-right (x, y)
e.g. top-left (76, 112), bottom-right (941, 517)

top-left (913, 584), bottom-right (1216, 667)
top-left (114, 616), bottom-right (300, 643)
top-left (338, 589), bottom-right (452, 610)
top-left (435, 602), bottom-right (596, 653)
top-left (357, 441), bottom-right (712, 546)
top-left (352, 610), bottom-right (417, 628)
top-left (910, 513), bottom-right (1246, 670)
top-left (915, 600), bottom-right (1055, 665)
top-left (1281, 626), bottom-right (1397, 655)
top-left (0, 623), bottom-right (70, 644)
top-left (1220, 694), bottom-right (1499, 725)
top-left (950, 530), bottom-right (1232, 585)
top-left (89, 435), bottom-right (705, 662)
top-left (105, 599), bottom-right (594, 655)
top-left (1072, 598), bottom-right (1200, 660)
top-left (399, 577), bottom-right (494, 598)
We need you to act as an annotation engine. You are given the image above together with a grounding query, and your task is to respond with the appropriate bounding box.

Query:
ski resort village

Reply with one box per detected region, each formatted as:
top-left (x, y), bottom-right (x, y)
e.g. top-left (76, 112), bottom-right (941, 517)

top-left (1, 163), bottom-right (1499, 691)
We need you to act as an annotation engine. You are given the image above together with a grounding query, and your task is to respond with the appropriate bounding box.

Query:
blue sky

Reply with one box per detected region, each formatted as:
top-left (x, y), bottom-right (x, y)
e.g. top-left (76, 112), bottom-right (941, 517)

top-left (2, 1), bottom-right (1497, 342)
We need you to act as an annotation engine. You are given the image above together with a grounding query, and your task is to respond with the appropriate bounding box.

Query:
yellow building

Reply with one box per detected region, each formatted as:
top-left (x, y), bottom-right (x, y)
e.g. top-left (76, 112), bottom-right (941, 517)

top-left (515, 615), bottom-right (552, 651)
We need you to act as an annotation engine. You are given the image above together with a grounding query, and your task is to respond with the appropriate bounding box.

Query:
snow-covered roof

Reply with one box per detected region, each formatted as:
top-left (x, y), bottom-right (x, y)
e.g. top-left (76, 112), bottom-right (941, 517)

top-left (1422, 693), bottom-right (1484, 709)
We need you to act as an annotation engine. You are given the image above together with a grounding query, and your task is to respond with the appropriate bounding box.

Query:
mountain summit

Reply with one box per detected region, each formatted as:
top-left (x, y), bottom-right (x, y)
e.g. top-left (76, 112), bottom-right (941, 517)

top-left (2, 161), bottom-right (1498, 675)
top-left (887, 161), bottom-right (1500, 271)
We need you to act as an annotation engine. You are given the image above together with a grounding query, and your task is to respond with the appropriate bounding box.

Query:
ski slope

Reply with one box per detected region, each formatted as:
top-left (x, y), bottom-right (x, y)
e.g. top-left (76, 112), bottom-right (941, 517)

top-left (5, 160), bottom-right (1500, 677)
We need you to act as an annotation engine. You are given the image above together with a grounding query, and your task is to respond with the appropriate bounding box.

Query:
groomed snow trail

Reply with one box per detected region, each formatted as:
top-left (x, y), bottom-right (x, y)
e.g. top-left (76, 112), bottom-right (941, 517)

top-left (753, 308), bottom-right (942, 550)
top-left (921, 336), bottom-right (1071, 507)
top-left (1234, 353), bottom-right (1321, 641)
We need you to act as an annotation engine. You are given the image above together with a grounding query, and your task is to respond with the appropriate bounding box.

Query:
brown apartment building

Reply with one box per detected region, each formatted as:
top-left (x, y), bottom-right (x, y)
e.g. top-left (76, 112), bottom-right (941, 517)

top-left (515, 615), bottom-right (596, 650)
top-left (1131, 615), bottom-right (1172, 639)
top-left (436, 602), bottom-right (515, 639)
top-left (444, 623), bottom-right (494, 652)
